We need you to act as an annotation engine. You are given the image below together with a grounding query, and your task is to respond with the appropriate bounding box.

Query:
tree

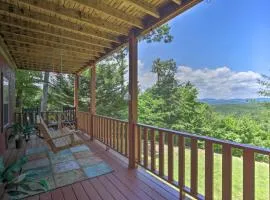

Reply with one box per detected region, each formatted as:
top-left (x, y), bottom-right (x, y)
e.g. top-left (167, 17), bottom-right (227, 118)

top-left (40, 72), bottom-right (49, 112)
top-left (15, 70), bottom-right (42, 111)
top-left (142, 24), bottom-right (173, 43)
top-left (258, 74), bottom-right (270, 97)
top-left (48, 74), bottom-right (74, 110)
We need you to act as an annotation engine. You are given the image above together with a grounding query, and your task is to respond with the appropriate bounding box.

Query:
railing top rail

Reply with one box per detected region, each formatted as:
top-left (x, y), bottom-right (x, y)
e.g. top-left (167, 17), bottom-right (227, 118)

top-left (93, 114), bottom-right (128, 124)
top-left (137, 123), bottom-right (270, 155)
top-left (78, 111), bottom-right (89, 114)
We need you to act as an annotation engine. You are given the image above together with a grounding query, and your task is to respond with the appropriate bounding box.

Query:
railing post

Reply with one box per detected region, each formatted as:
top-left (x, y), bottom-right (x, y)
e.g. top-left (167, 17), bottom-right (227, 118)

top-left (128, 30), bottom-right (138, 169)
top-left (90, 63), bottom-right (96, 141)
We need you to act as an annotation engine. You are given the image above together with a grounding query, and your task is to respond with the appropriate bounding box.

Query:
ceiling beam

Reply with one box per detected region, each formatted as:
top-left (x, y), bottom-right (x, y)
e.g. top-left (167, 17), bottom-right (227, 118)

top-left (68, 0), bottom-right (143, 28)
top-left (7, 0), bottom-right (129, 35)
top-left (121, 0), bottom-right (159, 18)
top-left (0, 2), bottom-right (120, 43)
top-left (11, 52), bottom-right (91, 64)
top-left (16, 60), bottom-right (82, 68)
top-left (1, 31), bottom-right (106, 54)
top-left (0, 20), bottom-right (113, 48)
top-left (7, 46), bottom-right (95, 59)
top-left (18, 64), bottom-right (77, 74)
top-left (0, 34), bottom-right (17, 69)
top-left (15, 59), bottom-right (84, 67)
top-left (5, 39), bottom-right (100, 57)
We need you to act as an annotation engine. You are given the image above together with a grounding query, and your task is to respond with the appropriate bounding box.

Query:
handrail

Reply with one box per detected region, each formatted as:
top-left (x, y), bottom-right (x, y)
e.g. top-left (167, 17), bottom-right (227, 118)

top-left (137, 123), bottom-right (270, 155)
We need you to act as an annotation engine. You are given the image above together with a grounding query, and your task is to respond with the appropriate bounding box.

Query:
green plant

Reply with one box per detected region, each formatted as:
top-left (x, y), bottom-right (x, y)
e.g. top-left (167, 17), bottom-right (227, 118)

top-left (7, 123), bottom-right (36, 142)
top-left (0, 156), bottom-right (48, 198)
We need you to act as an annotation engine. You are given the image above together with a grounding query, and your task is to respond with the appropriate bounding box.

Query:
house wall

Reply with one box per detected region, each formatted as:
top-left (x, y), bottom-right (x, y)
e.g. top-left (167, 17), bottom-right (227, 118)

top-left (0, 55), bottom-right (15, 155)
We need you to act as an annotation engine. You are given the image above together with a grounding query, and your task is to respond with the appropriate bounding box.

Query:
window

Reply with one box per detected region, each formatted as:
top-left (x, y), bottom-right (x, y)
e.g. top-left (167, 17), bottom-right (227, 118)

top-left (3, 77), bottom-right (9, 126)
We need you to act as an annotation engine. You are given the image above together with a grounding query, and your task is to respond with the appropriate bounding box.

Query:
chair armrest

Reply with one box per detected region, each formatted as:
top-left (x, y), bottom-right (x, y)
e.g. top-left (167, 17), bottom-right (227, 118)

top-left (49, 132), bottom-right (74, 140)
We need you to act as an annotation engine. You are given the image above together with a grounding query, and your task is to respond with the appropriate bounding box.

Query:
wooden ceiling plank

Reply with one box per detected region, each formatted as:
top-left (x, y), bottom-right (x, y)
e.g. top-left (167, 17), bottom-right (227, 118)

top-left (18, 65), bottom-right (77, 74)
top-left (2, 31), bottom-right (106, 53)
top-left (68, 0), bottom-right (143, 28)
top-left (0, 20), bottom-right (112, 48)
top-left (121, 0), bottom-right (160, 18)
top-left (0, 2), bottom-right (120, 43)
top-left (9, 0), bottom-right (129, 35)
top-left (5, 39), bottom-right (100, 57)
top-left (11, 53), bottom-right (91, 63)
top-left (7, 46), bottom-right (95, 59)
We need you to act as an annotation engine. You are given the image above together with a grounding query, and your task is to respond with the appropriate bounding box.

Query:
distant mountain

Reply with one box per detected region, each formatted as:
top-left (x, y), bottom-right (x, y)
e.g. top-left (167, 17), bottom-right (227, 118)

top-left (199, 98), bottom-right (270, 105)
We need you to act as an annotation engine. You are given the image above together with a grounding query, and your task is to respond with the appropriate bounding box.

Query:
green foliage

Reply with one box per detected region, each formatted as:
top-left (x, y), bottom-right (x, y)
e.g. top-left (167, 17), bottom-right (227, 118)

top-left (0, 157), bottom-right (48, 198)
top-left (48, 74), bottom-right (74, 110)
top-left (15, 70), bottom-right (42, 110)
top-left (142, 24), bottom-right (173, 43)
top-left (95, 52), bottom-right (128, 119)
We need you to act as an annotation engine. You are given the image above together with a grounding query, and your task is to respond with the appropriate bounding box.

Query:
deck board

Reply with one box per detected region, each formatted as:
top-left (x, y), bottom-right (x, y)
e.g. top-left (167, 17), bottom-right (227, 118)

top-left (3, 134), bottom-right (179, 200)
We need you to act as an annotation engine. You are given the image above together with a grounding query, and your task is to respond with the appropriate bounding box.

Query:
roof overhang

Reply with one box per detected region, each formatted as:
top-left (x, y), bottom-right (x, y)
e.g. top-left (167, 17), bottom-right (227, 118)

top-left (0, 0), bottom-right (202, 74)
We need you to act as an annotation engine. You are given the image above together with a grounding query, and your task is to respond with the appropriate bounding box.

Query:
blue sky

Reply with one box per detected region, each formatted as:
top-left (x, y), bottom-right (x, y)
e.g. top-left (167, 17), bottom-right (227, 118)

top-left (137, 0), bottom-right (270, 99)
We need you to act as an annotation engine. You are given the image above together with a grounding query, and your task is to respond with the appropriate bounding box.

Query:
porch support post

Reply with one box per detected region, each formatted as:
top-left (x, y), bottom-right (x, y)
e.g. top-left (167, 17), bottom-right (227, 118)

top-left (90, 63), bottom-right (96, 141)
top-left (128, 30), bottom-right (138, 169)
top-left (74, 74), bottom-right (79, 129)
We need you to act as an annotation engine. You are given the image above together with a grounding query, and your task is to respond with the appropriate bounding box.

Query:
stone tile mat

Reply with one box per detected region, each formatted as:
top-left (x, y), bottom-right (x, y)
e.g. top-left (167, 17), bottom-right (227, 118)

top-left (14, 145), bottom-right (113, 200)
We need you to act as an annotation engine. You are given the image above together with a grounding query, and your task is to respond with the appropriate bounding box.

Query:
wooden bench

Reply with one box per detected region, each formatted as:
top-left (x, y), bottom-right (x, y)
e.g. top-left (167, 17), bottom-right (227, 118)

top-left (37, 116), bottom-right (84, 153)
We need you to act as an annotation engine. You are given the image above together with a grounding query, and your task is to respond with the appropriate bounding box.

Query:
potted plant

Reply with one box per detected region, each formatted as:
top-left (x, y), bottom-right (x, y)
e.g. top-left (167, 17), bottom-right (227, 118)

top-left (6, 123), bottom-right (23, 149)
top-left (0, 156), bottom-right (48, 199)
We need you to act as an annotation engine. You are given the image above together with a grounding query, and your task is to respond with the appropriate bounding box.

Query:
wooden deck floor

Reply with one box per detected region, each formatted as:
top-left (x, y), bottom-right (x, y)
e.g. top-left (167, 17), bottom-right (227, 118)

top-left (3, 134), bottom-right (179, 200)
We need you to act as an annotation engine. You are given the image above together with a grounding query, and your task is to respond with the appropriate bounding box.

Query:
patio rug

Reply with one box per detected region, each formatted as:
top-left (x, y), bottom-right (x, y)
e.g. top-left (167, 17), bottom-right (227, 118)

top-left (13, 145), bottom-right (113, 199)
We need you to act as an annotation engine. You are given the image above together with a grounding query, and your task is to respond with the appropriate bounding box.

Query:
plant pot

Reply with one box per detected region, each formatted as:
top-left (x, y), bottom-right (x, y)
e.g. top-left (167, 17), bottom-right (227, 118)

top-left (0, 183), bottom-right (6, 199)
top-left (15, 138), bottom-right (23, 149)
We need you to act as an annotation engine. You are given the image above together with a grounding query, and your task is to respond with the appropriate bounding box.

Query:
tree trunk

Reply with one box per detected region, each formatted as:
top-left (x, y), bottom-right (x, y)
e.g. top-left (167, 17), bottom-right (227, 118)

top-left (40, 72), bottom-right (49, 112)
top-left (16, 88), bottom-right (23, 111)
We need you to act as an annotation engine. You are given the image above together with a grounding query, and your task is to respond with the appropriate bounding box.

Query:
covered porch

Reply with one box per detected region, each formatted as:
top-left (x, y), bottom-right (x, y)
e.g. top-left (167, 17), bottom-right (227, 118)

top-left (0, 0), bottom-right (269, 199)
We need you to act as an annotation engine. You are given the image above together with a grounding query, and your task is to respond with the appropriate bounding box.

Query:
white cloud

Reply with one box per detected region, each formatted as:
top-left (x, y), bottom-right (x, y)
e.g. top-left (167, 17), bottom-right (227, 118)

top-left (175, 66), bottom-right (262, 99)
top-left (138, 60), bottom-right (157, 91)
top-left (137, 60), bottom-right (262, 99)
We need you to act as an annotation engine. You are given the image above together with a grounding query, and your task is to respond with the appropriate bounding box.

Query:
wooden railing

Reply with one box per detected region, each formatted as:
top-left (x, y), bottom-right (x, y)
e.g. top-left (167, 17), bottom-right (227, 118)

top-left (77, 112), bottom-right (90, 134)
top-left (136, 123), bottom-right (270, 200)
top-left (15, 109), bottom-right (76, 126)
top-left (93, 115), bottom-right (129, 157)
top-left (74, 113), bottom-right (270, 199)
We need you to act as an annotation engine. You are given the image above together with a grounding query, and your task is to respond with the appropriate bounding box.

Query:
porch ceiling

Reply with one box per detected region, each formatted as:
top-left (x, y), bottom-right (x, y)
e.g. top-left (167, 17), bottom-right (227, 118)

top-left (0, 0), bottom-right (201, 74)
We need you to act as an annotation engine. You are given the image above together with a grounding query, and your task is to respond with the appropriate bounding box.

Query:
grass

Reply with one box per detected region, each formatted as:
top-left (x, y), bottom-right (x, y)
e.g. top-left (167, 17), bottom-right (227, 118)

top-left (144, 145), bottom-right (269, 200)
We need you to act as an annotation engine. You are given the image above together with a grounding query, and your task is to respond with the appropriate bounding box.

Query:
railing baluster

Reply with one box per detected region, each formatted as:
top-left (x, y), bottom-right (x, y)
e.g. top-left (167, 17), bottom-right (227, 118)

top-left (222, 144), bottom-right (232, 200)
top-left (116, 121), bottom-right (119, 152)
top-left (191, 138), bottom-right (198, 195)
top-left (109, 119), bottom-right (112, 147)
top-left (113, 120), bottom-right (116, 149)
top-left (125, 123), bottom-right (128, 156)
top-left (168, 133), bottom-right (174, 183)
top-left (205, 141), bottom-right (213, 200)
top-left (102, 117), bottom-right (105, 143)
top-left (143, 127), bottom-right (148, 168)
top-left (159, 131), bottom-right (164, 177)
top-left (120, 122), bottom-right (124, 154)
top-left (104, 118), bottom-right (107, 144)
top-left (150, 129), bottom-right (156, 171)
top-left (243, 149), bottom-right (254, 200)
top-left (178, 136), bottom-right (185, 200)
top-left (137, 126), bottom-right (141, 164)
top-left (126, 123), bottom-right (129, 156)
top-left (106, 119), bottom-right (110, 145)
